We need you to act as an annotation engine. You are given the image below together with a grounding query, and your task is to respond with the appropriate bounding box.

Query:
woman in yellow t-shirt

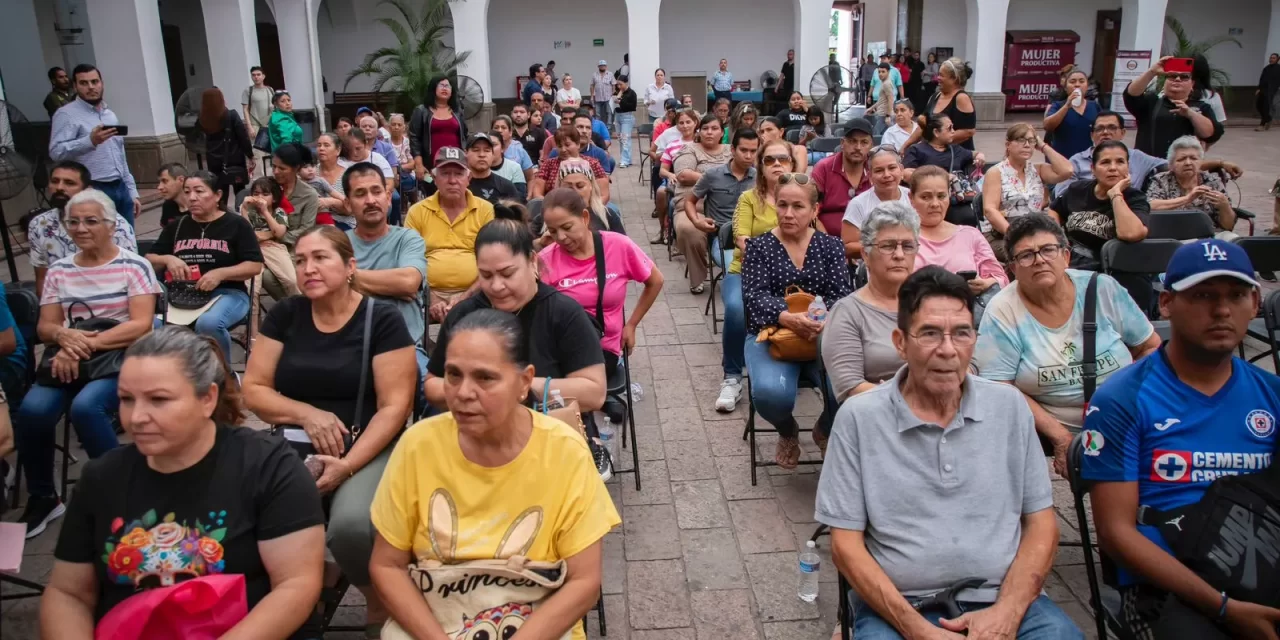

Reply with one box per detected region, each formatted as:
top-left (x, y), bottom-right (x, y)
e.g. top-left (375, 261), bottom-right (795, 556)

top-left (369, 308), bottom-right (620, 640)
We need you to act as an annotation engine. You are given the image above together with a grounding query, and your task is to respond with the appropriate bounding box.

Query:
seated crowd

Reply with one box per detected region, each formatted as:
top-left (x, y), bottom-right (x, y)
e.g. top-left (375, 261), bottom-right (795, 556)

top-left (6, 52), bottom-right (1274, 640)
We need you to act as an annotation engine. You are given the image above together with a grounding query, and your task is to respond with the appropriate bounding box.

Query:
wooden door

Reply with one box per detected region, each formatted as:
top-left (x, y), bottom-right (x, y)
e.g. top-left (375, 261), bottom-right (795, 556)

top-left (257, 23), bottom-right (286, 91)
top-left (161, 24), bottom-right (187, 105)
top-left (1092, 10), bottom-right (1122, 93)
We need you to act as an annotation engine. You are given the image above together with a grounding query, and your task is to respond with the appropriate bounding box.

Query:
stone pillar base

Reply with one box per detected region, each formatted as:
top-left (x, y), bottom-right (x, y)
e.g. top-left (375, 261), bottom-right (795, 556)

top-left (971, 92), bottom-right (1007, 127)
top-left (125, 134), bottom-right (187, 189)
top-left (467, 103), bottom-right (497, 137)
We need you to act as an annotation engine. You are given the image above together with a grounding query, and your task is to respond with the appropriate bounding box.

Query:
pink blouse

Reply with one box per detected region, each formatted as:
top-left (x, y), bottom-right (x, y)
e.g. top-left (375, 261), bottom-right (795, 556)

top-left (914, 226), bottom-right (1009, 286)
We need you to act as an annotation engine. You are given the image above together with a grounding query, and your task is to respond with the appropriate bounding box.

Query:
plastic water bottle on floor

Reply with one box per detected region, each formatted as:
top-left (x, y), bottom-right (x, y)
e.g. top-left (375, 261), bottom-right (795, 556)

top-left (599, 417), bottom-right (618, 464)
top-left (807, 296), bottom-right (828, 323)
top-left (798, 540), bottom-right (820, 602)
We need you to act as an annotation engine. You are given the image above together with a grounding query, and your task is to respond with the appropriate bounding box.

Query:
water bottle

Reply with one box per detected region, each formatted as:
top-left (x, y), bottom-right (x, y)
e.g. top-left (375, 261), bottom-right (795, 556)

top-left (629, 382), bottom-right (645, 403)
top-left (798, 540), bottom-right (820, 602)
top-left (548, 389), bottom-right (566, 410)
top-left (807, 296), bottom-right (828, 323)
top-left (599, 416), bottom-right (618, 463)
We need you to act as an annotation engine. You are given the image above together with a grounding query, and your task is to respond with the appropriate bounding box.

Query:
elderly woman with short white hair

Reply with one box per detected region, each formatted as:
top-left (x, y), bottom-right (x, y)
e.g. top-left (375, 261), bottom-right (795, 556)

top-left (1144, 134), bottom-right (1237, 239)
top-left (16, 189), bottom-right (161, 537)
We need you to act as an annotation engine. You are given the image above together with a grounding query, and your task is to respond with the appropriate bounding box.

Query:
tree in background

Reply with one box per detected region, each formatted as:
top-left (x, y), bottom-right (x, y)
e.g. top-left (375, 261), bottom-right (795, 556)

top-left (344, 0), bottom-right (471, 113)
top-left (1162, 15), bottom-right (1241, 92)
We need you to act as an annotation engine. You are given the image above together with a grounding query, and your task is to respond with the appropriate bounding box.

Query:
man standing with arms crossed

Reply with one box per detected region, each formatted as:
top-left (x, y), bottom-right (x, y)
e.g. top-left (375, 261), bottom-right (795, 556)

top-left (49, 64), bottom-right (140, 228)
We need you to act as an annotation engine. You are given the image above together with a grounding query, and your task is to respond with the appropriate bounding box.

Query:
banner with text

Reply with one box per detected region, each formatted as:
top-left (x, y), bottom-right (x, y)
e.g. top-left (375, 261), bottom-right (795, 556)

top-left (1111, 50), bottom-right (1152, 127)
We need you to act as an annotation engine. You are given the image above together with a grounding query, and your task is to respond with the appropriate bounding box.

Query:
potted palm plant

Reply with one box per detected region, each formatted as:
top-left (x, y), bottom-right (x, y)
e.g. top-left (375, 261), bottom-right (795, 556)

top-left (344, 0), bottom-right (471, 113)
top-left (1160, 16), bottom-right (1241, 96)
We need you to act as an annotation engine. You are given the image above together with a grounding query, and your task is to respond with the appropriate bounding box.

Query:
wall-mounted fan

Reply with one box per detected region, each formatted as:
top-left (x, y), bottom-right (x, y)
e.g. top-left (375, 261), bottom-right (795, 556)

top-left (174, 86), bottom-right (208, 166)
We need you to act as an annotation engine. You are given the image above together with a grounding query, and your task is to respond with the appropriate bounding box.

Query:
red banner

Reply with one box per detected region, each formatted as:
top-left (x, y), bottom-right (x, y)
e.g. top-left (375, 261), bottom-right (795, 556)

top-left (1004, 43), bottom-right (1075, 78)
top-left (1004, 78), bottom-right (1059, 111)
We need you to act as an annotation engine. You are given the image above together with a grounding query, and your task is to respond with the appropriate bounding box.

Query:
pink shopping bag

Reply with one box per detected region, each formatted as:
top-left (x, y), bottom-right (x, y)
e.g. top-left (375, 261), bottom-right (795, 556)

top-left (94, 574), bottom-right (248, 640)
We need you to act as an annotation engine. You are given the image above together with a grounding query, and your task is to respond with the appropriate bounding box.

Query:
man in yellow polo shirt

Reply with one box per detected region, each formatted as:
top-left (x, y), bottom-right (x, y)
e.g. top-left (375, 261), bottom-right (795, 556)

top-left (404, 146), bottom-right (496, 322)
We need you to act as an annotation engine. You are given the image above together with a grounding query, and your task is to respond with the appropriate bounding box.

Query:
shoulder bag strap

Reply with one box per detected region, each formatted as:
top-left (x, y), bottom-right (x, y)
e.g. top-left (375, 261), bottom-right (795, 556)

top-left (350, 297), bottom-right (376, 438)
top-left (1082, 272), bottom-right (1100, 406)
top-left (593, 231), bottom-right (606, 332)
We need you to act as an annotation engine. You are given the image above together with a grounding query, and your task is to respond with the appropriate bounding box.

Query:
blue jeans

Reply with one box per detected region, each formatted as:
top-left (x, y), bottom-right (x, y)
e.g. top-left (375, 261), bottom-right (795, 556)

top-left (616, 112), bottom-right (635, 166)
top-left (92, 179), bottom-right (135, 228)
top-left (743, 338), bottom-right (821, 438)
top-left (721, 273), bottom-right (745, 379)
top-left (594, 101), bottom-right (613, 128)
top-left (16, 378), bottom-right (121, 497)
top-left (389, 189), bottom-right (403, 226)
top-left (194, 289), bottom-right (252, 362)
top-left (414, 345), bottom-right (432, 419)
top-left (853, 595), bottom-right (1083, 640)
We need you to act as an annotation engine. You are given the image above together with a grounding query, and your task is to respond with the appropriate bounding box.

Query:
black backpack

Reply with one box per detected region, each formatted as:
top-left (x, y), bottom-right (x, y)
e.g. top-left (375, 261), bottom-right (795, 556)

top-left (1140, 458), bottom-right (1280, 607)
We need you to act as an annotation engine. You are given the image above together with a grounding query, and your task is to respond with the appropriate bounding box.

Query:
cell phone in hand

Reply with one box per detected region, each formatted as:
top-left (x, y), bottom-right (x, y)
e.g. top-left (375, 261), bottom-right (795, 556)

top-left (1164, 58), bottom-right (1194, 74)
top-left (109, 125), bottom-right (129, 136)
top-left (957, 270), bottom-right (977, 281)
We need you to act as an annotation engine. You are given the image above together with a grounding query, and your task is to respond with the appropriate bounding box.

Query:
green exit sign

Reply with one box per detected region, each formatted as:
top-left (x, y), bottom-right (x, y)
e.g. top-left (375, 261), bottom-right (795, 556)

top-left (593, 39), bottom-right (604, 47)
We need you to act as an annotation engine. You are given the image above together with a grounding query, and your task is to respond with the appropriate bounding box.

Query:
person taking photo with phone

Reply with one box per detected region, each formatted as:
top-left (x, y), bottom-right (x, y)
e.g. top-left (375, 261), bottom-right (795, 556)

top-left (1124, 56), bottom-right (1222, 158)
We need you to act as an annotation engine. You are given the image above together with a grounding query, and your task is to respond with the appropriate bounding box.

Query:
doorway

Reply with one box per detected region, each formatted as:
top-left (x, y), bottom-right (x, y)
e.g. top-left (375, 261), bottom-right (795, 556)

top-left (161, 24), bottom-right (187, 105)
top-left (256, 23), bottom-right (286, 91)
top-left (1092, 10), bottom-right (1122, 97)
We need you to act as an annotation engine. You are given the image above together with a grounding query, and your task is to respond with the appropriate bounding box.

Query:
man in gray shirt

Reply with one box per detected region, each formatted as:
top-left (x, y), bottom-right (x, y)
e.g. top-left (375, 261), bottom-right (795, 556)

top-left (816, 266), bottom-right (1081, 640)
top-left (343, 163), bottom-right (429, 413)
top-left (684, 128), bottom-right (759, 270)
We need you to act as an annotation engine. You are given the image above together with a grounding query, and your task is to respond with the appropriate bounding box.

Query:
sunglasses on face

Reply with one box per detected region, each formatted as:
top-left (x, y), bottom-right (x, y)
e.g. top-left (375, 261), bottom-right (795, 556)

top-left (762, 154), bottom-right (793, 166)
top-left (1166, 73), bottom-right (1192, 82)
top-left (778, 173), bottom-right (812, 186)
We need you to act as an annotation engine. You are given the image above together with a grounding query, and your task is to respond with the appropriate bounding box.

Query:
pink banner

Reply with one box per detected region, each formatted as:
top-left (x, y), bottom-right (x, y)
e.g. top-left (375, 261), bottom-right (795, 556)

top-left (1005, 43), bottom-right (1075, 78)
top-left (1004, 78), bottom-right (1060, 111)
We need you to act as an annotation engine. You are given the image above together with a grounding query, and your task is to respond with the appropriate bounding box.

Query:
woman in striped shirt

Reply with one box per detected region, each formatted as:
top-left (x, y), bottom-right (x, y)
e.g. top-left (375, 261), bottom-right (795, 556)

top-left (16, 189), bottom-right (161, 538)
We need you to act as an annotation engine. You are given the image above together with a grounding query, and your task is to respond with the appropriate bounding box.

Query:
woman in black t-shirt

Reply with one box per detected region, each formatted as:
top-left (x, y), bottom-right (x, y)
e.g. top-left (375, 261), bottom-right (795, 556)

top-left (902, 114), bottom-right (985, 182)
top-left (145, 171), bottom-right (264, 361)
top-left (425, 218), bottom-right (606, 412)
top-left (776, 91), bottom-right (810, 131)
top-left (241, 225), bottom-right (415, 631)
top-left (1049, 140), bottom-right (1152, 269)
top-left (45, 326), bottom-right (324, 638)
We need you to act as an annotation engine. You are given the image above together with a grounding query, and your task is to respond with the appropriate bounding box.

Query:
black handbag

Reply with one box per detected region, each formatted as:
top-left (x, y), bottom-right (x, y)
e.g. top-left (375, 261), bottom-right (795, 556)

top-left (275, 297), bottom-right (375, 458)
top-left (35, 301), bottom-right (126, 387)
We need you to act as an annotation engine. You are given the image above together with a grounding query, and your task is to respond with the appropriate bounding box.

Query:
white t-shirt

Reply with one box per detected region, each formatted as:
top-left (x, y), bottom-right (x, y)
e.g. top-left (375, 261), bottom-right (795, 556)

top-left (880, 123), bottom-right (917, 154)
top-left (339, 153), bottom-right (394, 179)
top-left (555, 87), bottom-right (582, 108)
top-left (842, 186), bottom-right (911, 230)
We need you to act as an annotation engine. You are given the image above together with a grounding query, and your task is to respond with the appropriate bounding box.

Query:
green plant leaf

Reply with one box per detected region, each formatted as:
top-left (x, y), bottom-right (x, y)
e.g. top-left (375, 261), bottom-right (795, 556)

top-left (346, 0), bottom-right (471, 105)
top-left (105, 542), bottom-right (115, 553)
top-left (141, 509), bottom-right (157, 528)
top-left (209, 528), bottom-right (227, 542)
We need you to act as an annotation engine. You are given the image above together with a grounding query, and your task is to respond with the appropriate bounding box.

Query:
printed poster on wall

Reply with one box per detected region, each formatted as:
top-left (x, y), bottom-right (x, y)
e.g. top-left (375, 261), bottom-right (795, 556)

top-left (1004, 43), bottom-right (1076, 78)
top-left (1112, 50), bottom-right (1152, 127)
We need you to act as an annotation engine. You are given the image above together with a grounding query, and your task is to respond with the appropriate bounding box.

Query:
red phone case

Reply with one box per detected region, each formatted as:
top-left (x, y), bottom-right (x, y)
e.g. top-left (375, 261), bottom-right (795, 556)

top-left (1164, 58), bottom-right (1193, 74)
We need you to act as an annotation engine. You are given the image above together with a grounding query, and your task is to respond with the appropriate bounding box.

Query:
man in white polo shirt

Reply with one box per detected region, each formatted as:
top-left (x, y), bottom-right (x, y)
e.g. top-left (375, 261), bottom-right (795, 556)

top-left (816, 266), bottom-right (1082, 640)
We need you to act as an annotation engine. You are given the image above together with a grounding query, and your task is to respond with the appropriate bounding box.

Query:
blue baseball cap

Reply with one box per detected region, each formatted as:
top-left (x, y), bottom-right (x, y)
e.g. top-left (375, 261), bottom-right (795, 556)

top-left (1164, 238), bottom-right (1258, 292)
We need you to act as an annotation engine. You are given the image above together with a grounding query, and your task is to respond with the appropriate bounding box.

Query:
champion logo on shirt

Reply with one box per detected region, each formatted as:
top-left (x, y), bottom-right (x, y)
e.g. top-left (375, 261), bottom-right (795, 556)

top-left (1151, 450), bottom-right (1192, 483)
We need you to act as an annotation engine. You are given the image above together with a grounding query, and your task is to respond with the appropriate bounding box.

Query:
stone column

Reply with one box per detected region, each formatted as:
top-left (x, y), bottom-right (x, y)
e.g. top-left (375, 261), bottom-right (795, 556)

top-left (451, 0), bottom-right (494, 132)
top-left (1120, 0), bottom-right (1169, 62)
top-left (85, 0), bottom-right (183, 188)
top-left (275, 0), bottom-right (320, 138)
top-left (201, 0), bottom-right (260, 107)
top-left (796, 0), bottom-right (834, 106)
top-left (965, 0), bottom-right (1010, 126)
top-left (625, 0), bottom-right (660, 121)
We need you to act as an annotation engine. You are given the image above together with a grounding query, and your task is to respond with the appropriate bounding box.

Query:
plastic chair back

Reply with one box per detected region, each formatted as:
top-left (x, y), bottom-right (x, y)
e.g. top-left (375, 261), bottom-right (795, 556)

top-left (1100, 239), bottom-right (1181, 276)
top-left (1232, 236), bottom-right (1280, 273)
top-left (807, 137), bottom-right (842, 154)
top-left (784, 128), bottom-right (802, 144)
top-left (1145, 210), bottom-right (1215, 241)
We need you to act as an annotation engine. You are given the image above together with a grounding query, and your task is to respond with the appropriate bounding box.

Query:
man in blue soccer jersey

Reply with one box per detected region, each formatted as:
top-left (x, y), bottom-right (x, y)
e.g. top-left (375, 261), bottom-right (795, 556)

top-left (1082, 238), bottom-right (1280, 639)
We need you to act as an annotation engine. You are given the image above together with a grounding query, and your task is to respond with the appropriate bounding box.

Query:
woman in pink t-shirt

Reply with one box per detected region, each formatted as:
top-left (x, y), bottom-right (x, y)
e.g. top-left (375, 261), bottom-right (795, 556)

top-left (909, 166), bottom-right (1007, 293)
top-left (538, 188), bottom-right (665, 373)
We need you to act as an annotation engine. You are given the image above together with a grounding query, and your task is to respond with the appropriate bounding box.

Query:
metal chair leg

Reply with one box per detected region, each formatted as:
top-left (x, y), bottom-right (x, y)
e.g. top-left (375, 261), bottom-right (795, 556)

top-left (622, 354), bottom-right (641, 491)
top-left (746, 377), bottom-right (758, 486)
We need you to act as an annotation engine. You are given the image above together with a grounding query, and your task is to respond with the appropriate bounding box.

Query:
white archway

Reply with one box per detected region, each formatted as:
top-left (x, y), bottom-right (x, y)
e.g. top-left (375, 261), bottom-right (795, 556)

top-left (487, 0), bottom-right (628, 100)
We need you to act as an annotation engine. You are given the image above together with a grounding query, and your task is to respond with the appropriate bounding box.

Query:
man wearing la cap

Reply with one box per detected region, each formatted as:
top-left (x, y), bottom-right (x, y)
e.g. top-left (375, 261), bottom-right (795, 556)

top-left (464, 133), bottom-right (523, 206)
top-left (403, 147), bottom-right (495, 322)
top-left (810, 118), bottom-right (874, 236)
top-left (1083, 238), bottom-right (1280, 640)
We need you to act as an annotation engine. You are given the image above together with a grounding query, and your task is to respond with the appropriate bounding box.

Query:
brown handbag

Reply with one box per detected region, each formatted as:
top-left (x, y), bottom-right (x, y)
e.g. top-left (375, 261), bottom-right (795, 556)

top-left (756, 285), bottom-right (818, 362)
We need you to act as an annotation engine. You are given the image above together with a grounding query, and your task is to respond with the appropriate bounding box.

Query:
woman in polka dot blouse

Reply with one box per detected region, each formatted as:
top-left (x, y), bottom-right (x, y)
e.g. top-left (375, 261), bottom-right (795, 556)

top-left (741, 174), bottom-right (852, 468)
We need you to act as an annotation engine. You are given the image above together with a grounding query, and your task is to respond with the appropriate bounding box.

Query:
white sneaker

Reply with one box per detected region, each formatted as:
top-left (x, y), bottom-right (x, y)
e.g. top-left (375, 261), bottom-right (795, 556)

top-left (715, 377), bottom-right (742, 412)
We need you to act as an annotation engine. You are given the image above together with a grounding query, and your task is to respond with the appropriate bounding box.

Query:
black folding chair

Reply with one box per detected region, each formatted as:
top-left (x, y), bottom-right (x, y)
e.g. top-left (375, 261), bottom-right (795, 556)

top-left (807, 137), bottom-right (842, 155)
top-left (784, 128), bottom-right (802, 144)
top-left (740, 357), bottom-right (836, 485)
top-left (704, 225), bottom-right (733, 334)
top-left (603, 327), bottom-right (643, 491)
top-left (1231, 236), bottom-right (1280, 363)
top-left (637, 123), bottom-right (654, 186)
top-left (1100, 239), bottom-right (1182, 320)
top-left (1145, 210), bottom-right (1215, 241)
top-left (1066, 432), bottom-right (1137, 640)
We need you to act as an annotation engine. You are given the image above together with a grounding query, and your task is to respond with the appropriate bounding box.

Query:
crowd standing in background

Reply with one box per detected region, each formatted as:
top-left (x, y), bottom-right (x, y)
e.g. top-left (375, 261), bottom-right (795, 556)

top-left (16, 43), bottom-right (1280, 640)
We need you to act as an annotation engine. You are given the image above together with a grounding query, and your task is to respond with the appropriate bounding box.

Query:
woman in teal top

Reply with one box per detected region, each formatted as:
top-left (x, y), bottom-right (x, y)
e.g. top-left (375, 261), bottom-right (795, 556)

top-left (268, 91), bottom-right (304, 149)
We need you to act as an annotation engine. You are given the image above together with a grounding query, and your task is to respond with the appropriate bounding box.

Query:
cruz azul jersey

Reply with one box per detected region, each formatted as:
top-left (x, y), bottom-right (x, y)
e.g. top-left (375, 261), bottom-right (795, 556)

top-left (1080, 347), bottom-right (1280, 585)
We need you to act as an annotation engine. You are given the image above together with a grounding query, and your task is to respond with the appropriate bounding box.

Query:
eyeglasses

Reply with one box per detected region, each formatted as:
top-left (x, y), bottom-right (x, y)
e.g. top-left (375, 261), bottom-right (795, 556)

top-left (872, 240), bottom-right (918, 255)
top-left (1012, 243), bottom-right (1066, 267)
top-left (778, 173), bottom-right (812, 186)
top-left (1092, 125), bottom-right (1122, 133)
top-left (63, 218), bottom-right (103, 229)
top-left (762, 154), bottom-right (793, 166)
top-left (907, 328), bottom-right (978, 348)
top-left (1011, 137), bottom-right (1038, 146)
top-left (1166, 73), bottom-right (1192, 82)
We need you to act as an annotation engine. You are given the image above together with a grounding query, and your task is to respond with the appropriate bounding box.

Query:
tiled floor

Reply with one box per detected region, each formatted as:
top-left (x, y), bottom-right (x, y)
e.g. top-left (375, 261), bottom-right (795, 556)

top-left (1, 125), bottom-right (1277, 638)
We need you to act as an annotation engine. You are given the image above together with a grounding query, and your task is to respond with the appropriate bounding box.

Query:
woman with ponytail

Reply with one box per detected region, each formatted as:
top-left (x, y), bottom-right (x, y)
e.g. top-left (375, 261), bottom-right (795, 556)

top-left (42, 326), bottom-right (326, 639)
